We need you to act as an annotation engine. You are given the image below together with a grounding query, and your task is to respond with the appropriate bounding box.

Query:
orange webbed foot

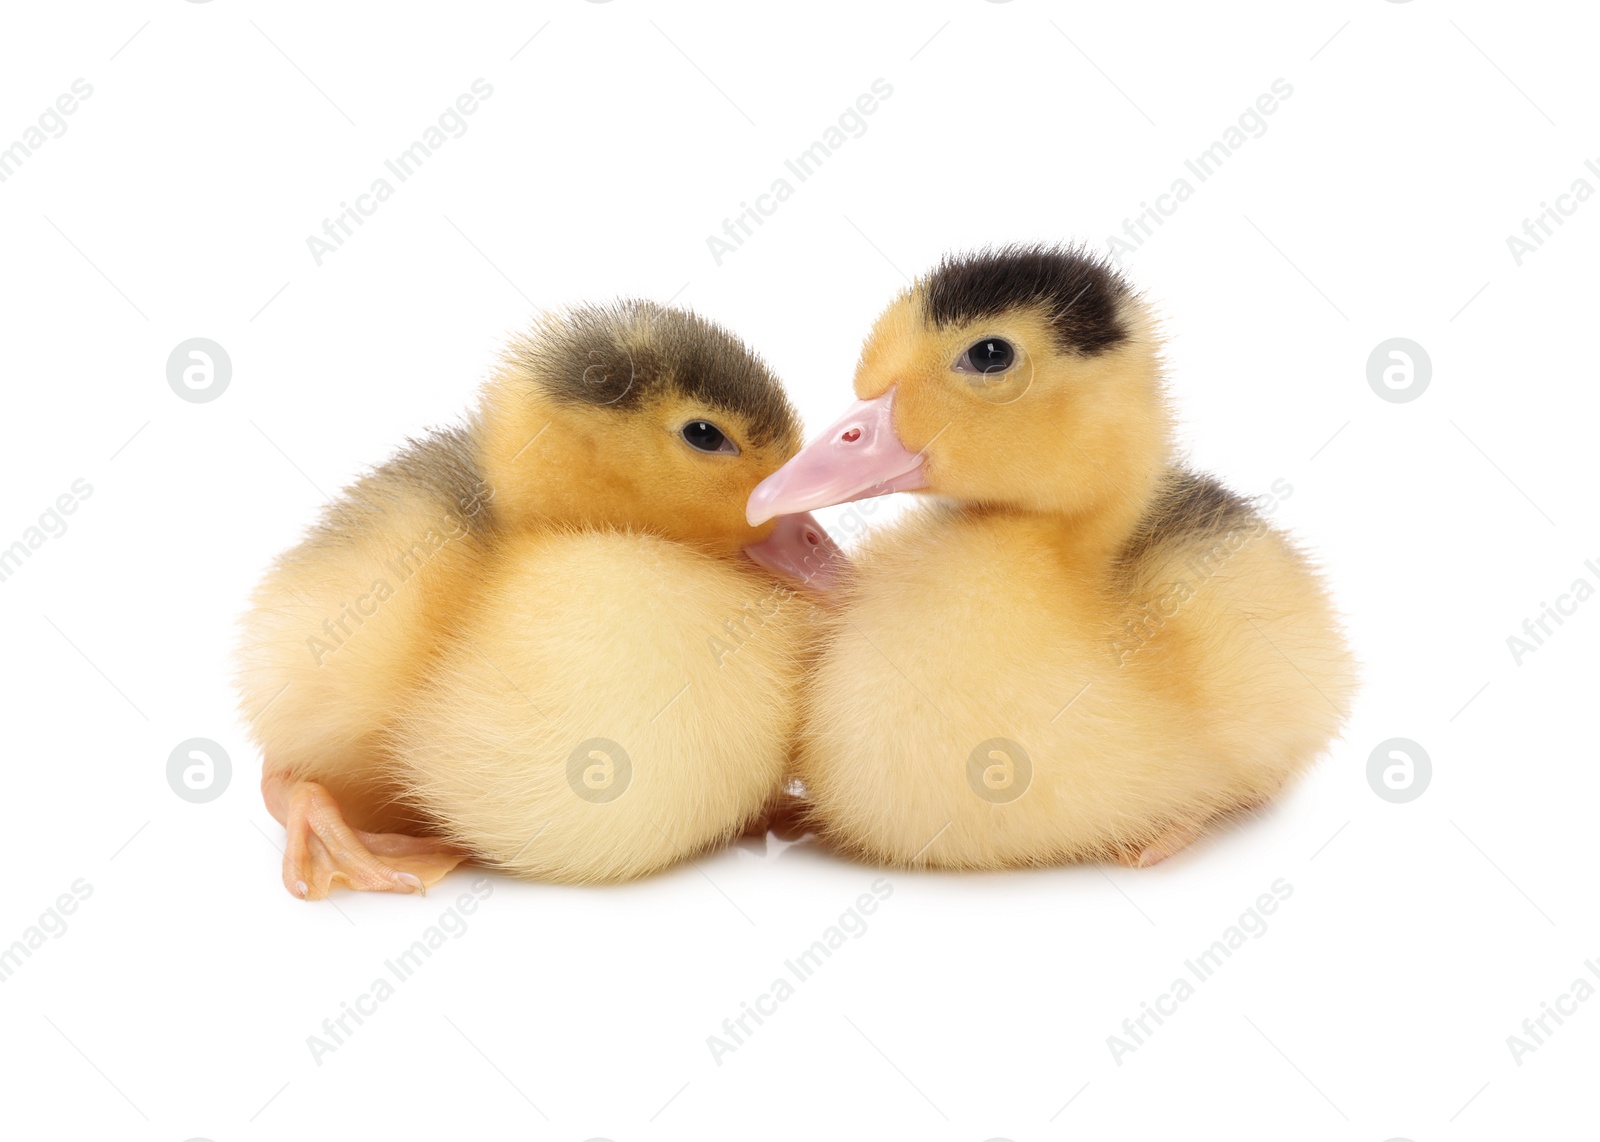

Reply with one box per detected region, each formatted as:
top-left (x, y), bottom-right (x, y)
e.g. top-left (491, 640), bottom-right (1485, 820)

top-left (276, 780), bottom-right (468, 900)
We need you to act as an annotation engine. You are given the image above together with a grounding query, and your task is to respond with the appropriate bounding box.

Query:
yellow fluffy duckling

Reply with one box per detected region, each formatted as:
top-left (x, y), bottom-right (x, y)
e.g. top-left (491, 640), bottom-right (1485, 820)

top-left (747, 246), bottom-right (1355, 869)
top-left (237, 301), bottom-right (840, 897)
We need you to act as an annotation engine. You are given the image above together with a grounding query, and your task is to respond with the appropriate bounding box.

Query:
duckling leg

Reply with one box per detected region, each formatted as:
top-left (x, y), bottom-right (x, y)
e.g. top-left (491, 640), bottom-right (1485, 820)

top-left (1116, 785), bottom-right (1288, 868)
top-left (1116, 818), bottom-right (1208, 869)
top-left (264, 772), bottom-right (469, 900)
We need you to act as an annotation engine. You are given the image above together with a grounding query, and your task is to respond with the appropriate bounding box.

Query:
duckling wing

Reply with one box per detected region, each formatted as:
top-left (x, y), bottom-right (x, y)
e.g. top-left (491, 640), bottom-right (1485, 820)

top-left (237, 424), bottom-right (499, 835)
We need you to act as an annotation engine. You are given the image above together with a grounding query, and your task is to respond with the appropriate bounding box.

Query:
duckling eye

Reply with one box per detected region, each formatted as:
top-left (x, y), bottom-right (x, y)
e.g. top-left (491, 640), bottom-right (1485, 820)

top-left (681, 420), bottom-right (739, 455)
top-left (954, 337), bottom-right (1017, 376)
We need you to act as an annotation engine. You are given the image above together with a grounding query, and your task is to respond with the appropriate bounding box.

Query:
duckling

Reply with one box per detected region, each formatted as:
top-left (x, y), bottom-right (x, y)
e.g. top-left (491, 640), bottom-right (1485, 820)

top-left (747, 246), bottom-right (1355, 869)
top-left (237, 301), bottom-right (840, 897)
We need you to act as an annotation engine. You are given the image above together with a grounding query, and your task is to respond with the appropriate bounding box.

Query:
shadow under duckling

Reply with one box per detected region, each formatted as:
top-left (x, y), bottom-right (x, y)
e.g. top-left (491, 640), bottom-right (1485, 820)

top-left (748, 246), bottom-right (1356, 870)
top-left (237, 301), bottom-right (840, 897)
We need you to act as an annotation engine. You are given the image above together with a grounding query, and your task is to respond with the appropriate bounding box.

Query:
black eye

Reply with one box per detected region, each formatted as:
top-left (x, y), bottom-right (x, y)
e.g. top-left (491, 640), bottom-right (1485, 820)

top-left (681, 420), bottom-right (738, 455)
top-left (955, 337), bottom-right (1016, 375)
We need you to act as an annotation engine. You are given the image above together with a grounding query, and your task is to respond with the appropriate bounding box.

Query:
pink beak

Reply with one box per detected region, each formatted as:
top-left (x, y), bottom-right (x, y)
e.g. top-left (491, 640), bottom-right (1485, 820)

top-left (746, 390), bottom-right (928, 526)
top-left (743, 511), bottom-right (847, 591)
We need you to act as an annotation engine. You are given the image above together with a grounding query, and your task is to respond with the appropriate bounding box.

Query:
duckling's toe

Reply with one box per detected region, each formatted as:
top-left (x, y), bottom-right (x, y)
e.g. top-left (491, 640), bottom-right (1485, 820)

top-left (278, 780), bottom-right (468, 900)
top-left (1116, 819), bottom-right (1207, 869)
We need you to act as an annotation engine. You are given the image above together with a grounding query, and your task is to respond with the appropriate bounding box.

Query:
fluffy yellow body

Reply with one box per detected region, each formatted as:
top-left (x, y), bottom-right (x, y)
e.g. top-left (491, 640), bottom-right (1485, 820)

top-left (236, 302), bottom-right (816, 894)
top-left (798, 502), bottom-right (1353, 868)
top-left (392, 531), bottom-right (812, 882)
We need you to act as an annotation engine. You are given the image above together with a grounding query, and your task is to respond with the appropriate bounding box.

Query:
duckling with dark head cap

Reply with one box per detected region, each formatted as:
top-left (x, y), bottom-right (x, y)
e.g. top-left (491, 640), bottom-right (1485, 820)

top-left (238, 301), bottom-right (840, 897)
top-left (748, 246), bottom-right (1354, 869)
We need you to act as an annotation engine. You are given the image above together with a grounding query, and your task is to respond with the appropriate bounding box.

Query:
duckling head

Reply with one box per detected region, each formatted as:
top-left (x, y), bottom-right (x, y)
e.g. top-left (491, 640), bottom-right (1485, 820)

top-left (747, 245), bottom-right (1171, 528)
top-left (482, 300), bottom-right (841, 585)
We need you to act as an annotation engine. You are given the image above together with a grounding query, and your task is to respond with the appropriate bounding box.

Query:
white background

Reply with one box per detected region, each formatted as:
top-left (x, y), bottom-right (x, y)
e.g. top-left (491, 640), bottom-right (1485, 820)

top-left (1, 1), bottom-right (1596, 1139)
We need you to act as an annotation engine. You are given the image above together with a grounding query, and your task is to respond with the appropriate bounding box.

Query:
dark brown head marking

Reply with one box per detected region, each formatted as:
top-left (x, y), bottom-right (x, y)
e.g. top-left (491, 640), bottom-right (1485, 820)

top-left (509, 300), bottom-right (799, 449)
top-left (922, 244), bottom-right (1133, 356)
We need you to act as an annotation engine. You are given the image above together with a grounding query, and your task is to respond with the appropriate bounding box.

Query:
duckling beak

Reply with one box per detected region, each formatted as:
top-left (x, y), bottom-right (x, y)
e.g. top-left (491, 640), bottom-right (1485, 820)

top-left (745, 390), bottom-right (928, 525)
top-left (743, 511), bottom-right (847, 591)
